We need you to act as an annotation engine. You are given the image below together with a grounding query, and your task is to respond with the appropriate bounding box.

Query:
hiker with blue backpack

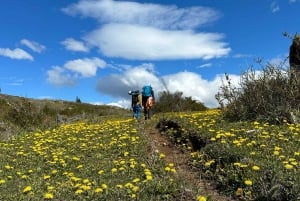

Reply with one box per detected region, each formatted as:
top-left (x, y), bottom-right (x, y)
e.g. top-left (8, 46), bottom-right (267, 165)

top-left (142, 85), bottom-right (155, 120)
top-left (128, 90), bottom-right (142, 119)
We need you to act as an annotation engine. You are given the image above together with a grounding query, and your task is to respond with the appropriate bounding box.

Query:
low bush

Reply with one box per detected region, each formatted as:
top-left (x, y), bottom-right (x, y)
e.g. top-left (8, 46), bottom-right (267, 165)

top-left (216, 63), bottom-right (300, 124)
top-left (153, 91), bottom-right (207, 113)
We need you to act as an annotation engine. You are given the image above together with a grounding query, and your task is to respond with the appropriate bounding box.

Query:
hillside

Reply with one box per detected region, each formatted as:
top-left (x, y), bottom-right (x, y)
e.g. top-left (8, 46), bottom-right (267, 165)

top-left (0, 94), bottom-right (232, 201)
top-left (0, 93), bottom-right (128, 140)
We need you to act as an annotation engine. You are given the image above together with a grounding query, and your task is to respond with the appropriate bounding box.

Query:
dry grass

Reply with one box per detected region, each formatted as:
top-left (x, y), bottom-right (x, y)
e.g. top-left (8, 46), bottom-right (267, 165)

top-left (0, 94), bottom-right (128, 140)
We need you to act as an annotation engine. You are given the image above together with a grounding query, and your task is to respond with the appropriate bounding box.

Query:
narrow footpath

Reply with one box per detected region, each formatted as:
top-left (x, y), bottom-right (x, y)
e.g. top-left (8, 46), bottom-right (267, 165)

top-left (140, 120), bottom-right (235, 201)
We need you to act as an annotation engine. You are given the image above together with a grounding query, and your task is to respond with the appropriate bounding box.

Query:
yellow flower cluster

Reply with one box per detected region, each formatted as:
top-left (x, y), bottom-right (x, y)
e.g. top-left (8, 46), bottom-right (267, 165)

top-left (0, 118), bottom-right (180, 200)
top-left (171, 109), bottom-right (300, 199)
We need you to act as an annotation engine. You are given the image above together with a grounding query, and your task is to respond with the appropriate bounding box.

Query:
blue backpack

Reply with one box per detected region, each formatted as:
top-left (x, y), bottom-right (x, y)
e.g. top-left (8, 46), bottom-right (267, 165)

top-left (142, 85), bottom-right (152, 97)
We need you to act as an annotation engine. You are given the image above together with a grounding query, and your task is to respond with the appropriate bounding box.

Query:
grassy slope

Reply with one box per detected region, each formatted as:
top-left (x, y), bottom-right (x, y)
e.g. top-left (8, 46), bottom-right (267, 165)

top-left (0, 94), bottom-right (205, 201)
top-left (0, 93), bottom-right (129, 140)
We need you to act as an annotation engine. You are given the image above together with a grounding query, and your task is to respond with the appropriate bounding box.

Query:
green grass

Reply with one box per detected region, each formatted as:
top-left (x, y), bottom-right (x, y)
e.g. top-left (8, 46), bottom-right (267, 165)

top-left (0, 94), bottom-right (129, 139)
top-left (5, 93), bottom-right (300, 200)
top-left (158, 109), bottom-right (300, 200)
top-left (0, 118), bottom-right (200, 200)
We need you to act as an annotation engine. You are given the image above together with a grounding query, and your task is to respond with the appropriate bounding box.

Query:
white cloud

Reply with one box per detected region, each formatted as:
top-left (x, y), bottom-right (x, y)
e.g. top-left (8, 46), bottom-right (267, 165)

top-left (271, 1), bottom-right (280, 13)
top-left (96, 64), bottom-right (160, 98)
top-left (20, 39), bottom-right (46, 53)
top-left (96, 65), bottom-right (241, 108)
top-left (46, 66), bottom-right (76, 86)
top-left (197, 63), bottom-right (212, 68)
top-left (233, 53), bottom-right (253, 58)
top-left (85, 23), bottom-right (230, 60)
top-left (269, 57), bottom-right (284, 66)
top-left (62, 0), bottom-right (220, 30)
top-left (64, 57), bottom-right (106, 77)
top-left (63, 0), bottom-right (229, 61)
top-left (61, 38), bottom-right (89, 52)
top-left (106, 100), bottom-right (129, 108)
top-left (0, 48), bottom-right (33, 61)
top-left (46, 57), bottom-right (106, 86)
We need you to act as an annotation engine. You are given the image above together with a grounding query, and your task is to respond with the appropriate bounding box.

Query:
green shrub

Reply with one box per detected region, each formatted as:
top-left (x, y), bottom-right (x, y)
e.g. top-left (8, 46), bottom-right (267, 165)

top-left (216, 63), bottom-right (300, 124)
top-left (5, 98), bottom-right (43, 129)
top-left (153, 91), bottom-right (207, 113)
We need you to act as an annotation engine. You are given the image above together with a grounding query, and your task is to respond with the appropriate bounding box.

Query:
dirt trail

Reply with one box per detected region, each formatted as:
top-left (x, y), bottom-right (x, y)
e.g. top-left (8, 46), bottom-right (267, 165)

top-left (142, 123), bottom-right (234, 201)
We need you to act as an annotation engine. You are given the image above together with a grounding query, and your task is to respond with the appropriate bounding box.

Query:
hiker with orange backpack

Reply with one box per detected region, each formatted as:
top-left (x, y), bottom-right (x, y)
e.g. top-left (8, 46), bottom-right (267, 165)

top-left (142, 85), bottom-right (155, 120)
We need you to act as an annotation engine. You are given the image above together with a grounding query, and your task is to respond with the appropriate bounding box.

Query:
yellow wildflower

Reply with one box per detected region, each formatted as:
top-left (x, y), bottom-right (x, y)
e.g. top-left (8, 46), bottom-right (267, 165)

top-left (244, 180), bottom-right (252, 186)
top-left (95, 188), bottom-right (103, 193)
top-left (44, 175), bottom-right (51, 180)
top-left (165, 167), bottom-right (171, 171)
top-left (285, 164), bottom-right (293, 170)
top-left (23, 186), bottom-right (32, 193)
top-left (101, 184), bottom-right (108, 189)
top-left (47, 186), bottom-right (55, 191)
top-left (75, 189), bottom-right (83, 194)
top-left (124, 151), bottom-right (129, 156)
top-left (159, 153), bottom-right (165, 159)
top-left (132, 178), bottom-right (140, 183)
top-left (132, 186), bottom-right (139, 192)
top-left (80, 185), bottom-right (91, 191)
top-left (76, 165), bottom-right (83, 169)
top-left (146, 175), bottom-right (153, 180)
top-left (44, 192), bottom-right (54, 199)
top-left (197, 195), bottom-right (207, 201)
top-left (235, 188), bottom-right (243, 196)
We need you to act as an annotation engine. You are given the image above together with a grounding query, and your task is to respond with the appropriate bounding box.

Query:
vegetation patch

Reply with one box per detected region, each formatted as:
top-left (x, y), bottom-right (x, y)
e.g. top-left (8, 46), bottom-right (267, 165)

top-left (156, 110), bottom-right (300, 200)
top-left (0, 119), bottom-right (195, 200)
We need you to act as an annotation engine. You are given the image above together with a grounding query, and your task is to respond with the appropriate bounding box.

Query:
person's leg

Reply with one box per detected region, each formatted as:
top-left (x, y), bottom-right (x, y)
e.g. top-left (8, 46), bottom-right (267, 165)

top-left (142, 96), bottom-right (148, 120)
top-left (132, 107), bottom-right (135, 118)
top-left (133, 105), bottom-right (138, 119)
top-left (147, 107), bottom-right (151, 120)
top-left (136, 105), bottom-right (141, 119)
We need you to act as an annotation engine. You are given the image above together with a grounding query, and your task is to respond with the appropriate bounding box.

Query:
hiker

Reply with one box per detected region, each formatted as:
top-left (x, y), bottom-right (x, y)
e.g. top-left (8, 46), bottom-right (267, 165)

top-left (142, 84), bottom-right (155, 120)
top-left (128, 90), bottom-right (142, 119)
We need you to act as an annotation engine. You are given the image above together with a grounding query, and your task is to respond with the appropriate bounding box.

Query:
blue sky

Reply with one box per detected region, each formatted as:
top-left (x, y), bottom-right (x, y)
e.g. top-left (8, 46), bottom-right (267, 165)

top-left (0, 0), bottom-right (299, 108)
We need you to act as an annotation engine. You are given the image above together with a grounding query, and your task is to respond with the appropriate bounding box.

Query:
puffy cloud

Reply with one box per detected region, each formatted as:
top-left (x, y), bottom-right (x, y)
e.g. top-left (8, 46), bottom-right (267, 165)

top-left (46, 57), bottom-right (106, 86)
top-left (62, 0), bottom-right (220, 30)
top-left (160, 72), bottom-right (240, 108)
top-left (64, 57), bottom-right (106, 77)
top-left (96, 65), bottom-right (241, 108)
top-left (96, 64), bottom-right (160, 97)
top-left (85, 24), bottom-right (230, 60)
top-left (61, 38), bottom-right (89, 52)
top-left (63, 0), bottom-right (229, 60)
top-left (20, 39), bottom-right (46, 53)
top-left (46, 66), bottom-right (76, 86)
top-left (0, 48), bottom-right (33, 61)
